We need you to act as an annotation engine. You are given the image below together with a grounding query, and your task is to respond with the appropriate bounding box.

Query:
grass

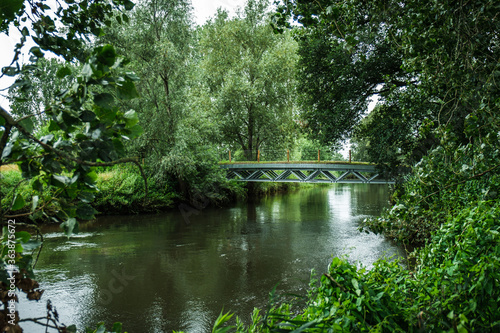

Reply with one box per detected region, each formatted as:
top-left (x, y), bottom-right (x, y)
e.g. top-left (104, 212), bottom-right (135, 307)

top-left (0, 164), bottom-right (19, 172)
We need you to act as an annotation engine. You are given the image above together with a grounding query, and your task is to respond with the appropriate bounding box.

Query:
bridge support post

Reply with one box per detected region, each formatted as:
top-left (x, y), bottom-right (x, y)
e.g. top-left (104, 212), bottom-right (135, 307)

top-left (349, 150), bottom-right (351, 163)
top-left (229, 150), bottom-right (231, 163)
top-left (318, 149), bottom-right (320, 162)
top-left (258, 150), bottom-right (260, 163)
top-left (287, 150), bottom-right (290, 162)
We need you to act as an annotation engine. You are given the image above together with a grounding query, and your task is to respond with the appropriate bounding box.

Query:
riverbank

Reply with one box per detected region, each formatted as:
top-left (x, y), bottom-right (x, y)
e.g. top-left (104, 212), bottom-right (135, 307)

top-left (0, 164), bottom-right (310, 219)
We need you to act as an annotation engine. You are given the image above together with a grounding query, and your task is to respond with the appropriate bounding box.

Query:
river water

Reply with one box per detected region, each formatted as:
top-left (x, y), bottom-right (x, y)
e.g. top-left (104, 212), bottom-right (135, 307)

top-left (19, 184), bottom-right (404, 332)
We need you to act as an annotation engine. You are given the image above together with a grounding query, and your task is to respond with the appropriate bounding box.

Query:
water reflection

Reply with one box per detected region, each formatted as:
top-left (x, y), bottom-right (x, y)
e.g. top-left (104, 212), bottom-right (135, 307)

top-left (19, 184), bottom-right (403, 332)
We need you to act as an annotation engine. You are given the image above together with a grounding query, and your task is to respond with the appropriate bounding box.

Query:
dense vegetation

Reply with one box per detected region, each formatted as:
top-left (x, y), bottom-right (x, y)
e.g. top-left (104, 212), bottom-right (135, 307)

top-left (1, 0), bottom-right (499, 331)
top-left (215, 0), bottom-right (498, 331)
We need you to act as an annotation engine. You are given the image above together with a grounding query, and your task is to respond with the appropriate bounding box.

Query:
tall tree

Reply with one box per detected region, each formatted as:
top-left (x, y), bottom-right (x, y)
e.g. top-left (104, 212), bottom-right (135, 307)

top-left (103, 0), bottom-right (238, 202)
top-left (103, 0), bottom-right (194, 158)
top-left (199, 0), bottom-right (299, 160)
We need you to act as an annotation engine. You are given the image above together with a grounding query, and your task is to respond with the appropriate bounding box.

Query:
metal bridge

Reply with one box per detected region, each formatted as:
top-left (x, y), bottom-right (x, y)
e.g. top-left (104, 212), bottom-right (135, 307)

top-left (220, 162), bottom-right (393, 184)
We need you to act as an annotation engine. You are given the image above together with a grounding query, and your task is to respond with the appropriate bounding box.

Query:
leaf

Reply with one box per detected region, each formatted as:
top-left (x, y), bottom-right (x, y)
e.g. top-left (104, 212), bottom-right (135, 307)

top-left (32, 179), bottom-right (44, 192)
top-left (94, 93), bottom-right (114, 109)
top-left (60, 217), bottom-right (78, 237)
top-left (351, 278), bottom-right (359, 290)
top-left (30, 46), bottom-right (43, 58)
top-left (14, 231), bottom-right (31, 243)
top-left (56, 66), bottom-right (72, 78)
top-left (31, 195), bottom-right (39, 212)
top-left (123, 110), bottom-right (138, 127)
top-left (111, 322), bottom-right (122, 333)
top-left (78, 191), bottom-right (95, 203)
top-left (52, 175), bottom-right (70, 188)
top-left (96, 44), bottom-right (117, 67)
top-left (1, 142), bottom-right (12, 159)
top-left (81, 64), bottom-right (93, 80)
top-left (123, 0), bottom-right (135, 10)
top-left (12, 194), bottom-right (26, 211)
top-left (65, 325), bottom-right (77, 333)
top-left (80, 110), bottom-right (97, 122)
top-left (19, 117), bottom-right (33, 132)
top-left (2, 66), bottom-right (18, 76)
top-left (116, 79), bottom-right (138, 100)
top-left (76, 203), bottom-right (97, 220)
top-left (40, 134), bottom-right (54, 143)
top-left (125, 124), bottom-right (143, 139)
top-left (20, 239), bottom-right (42, 251)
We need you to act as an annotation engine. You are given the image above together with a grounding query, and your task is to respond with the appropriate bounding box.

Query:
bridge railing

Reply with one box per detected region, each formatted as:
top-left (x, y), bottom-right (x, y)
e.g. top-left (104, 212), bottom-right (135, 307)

top-left (219, 149), bottom-right (350, 163)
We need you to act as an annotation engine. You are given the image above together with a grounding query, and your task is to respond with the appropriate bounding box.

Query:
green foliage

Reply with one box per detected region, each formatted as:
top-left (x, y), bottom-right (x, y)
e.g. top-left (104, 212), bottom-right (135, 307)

top-left (93, 166), bottom-right (175, 214)
top-left (1, 0), bottom-right (141, 330)
top-left (199, 0), bottom-right (299, 160)
top-left (1, 43), bottom-right (143, 235)
top-left (214, 202), bottom-right (500, 332)
top-left (86, 322), bottom-right (126, 333)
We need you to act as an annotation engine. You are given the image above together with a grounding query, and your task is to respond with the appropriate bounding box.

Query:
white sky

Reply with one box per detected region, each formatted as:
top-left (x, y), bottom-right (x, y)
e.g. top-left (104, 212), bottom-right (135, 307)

top-left (192, 0), bottom-right (247, 25)
top-left (0, 0), bottom-right (247, 110)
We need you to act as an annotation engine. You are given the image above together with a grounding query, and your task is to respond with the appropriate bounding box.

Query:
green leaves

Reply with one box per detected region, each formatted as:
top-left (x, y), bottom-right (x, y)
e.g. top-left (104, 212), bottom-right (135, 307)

top-left (60, 217), bottom-right (78, 237)
top-left (94, 93), bottom-right (114, 109)
top-left (116, 79), bottom-right (138, 100)
top-left (96, 44), bottom-right (117, 67)
top-left (11, 194), bottom-right (26, 211)
top-left (123, 110), bottom-right (138, 127)
top-left (0, 0), bottom-right (24, 32)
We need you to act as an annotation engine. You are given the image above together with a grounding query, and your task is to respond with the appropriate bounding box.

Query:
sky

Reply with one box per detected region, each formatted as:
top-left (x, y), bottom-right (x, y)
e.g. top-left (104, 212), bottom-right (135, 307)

top-left (0, 0), bottom-right (248, 110)
top-left (192, 0), bottom-right (247, 25)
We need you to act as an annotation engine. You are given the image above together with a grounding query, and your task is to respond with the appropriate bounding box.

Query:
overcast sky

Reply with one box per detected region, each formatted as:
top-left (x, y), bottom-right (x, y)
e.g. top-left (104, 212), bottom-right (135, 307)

top-left (0, 0), bottom-right (248, 110)
top-left (192, 0), bottom-right (247, 25)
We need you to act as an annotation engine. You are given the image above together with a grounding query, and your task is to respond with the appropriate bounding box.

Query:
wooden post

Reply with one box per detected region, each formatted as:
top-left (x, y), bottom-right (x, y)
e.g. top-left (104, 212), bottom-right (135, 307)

top-left (287, 149), bottom-right (290, 162)
top-left (349, 150), bottom-right (351, 163)
top-left (257, 150), bottom-right (260, 163)
top-left (318, 149), bottom-right (320, 162)
top-left (229, 150), bottom-right (231, 163)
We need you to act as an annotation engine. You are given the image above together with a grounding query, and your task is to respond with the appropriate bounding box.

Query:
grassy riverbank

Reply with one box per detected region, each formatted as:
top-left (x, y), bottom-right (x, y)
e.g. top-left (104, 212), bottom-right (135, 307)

top-left (0, 164), bottom-right (303, 219)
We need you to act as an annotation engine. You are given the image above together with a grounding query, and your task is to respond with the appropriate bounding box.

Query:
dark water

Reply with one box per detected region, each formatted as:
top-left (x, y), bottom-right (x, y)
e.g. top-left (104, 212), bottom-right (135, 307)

top-left (19, 184), bottom-right (404, 332)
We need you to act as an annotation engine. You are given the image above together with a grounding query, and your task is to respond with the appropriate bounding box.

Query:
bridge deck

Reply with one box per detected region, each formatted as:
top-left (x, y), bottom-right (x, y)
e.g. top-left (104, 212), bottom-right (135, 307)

top-left (220, 162), bottom-right (393, 184)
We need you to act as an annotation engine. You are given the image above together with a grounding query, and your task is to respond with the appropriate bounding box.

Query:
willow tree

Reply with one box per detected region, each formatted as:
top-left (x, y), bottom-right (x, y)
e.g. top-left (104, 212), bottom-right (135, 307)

top-left (199, 0), bottom-right (299, 161)
top-left (103, 0), bottom-right (194, 157)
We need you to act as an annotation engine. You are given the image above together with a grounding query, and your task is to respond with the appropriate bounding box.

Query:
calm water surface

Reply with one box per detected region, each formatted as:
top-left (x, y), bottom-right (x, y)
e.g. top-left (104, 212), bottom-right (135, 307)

top-left (19, 184), bottom-right (404, 332)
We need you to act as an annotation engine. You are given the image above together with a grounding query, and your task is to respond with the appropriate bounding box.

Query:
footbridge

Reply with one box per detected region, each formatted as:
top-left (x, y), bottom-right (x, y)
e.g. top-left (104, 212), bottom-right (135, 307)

top-left (220, 162), bottom-right (393, 184)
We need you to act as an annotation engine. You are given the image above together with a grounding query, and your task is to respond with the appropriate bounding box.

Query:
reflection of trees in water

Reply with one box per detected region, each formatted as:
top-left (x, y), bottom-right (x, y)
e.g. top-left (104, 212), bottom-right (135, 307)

top-left (32, 184), bottom-right (394, 332)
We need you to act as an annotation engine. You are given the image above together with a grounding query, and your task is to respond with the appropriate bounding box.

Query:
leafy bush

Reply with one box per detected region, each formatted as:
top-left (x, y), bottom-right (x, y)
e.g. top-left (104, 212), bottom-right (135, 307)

top-left (93, 165), bottom-right (175, 214)
top-left (219, 201), bottom-right (500, 332)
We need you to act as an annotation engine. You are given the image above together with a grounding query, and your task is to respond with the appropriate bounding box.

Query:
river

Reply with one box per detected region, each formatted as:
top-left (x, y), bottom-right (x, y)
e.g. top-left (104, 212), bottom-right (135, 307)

top-left (19, 184), bottom-right (404, 332)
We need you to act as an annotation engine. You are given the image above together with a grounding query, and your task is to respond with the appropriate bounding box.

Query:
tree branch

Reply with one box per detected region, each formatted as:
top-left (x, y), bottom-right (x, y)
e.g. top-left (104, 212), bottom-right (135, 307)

top-left (0, 106), bottom-right (149, 197)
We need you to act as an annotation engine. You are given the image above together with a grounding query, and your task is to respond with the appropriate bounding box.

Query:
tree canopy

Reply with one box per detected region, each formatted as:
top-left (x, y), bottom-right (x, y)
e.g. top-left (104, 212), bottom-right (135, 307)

top-left (199, 0), bottom-right (299, 161)
top-left (273, 0), bottom-right (499, 169)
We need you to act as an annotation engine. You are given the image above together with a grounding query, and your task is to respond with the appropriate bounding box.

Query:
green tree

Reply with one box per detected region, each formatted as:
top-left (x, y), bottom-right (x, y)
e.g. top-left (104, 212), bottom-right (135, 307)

top-left (199, 0), bottom-right (299, 161)
top-left (103, 0), bottom-right (194, 158)
top-left (7, 58), bottom-right (73, 127)
top-left (101, 0), bottom-right (240, 203)
top-left (274, 1), bottom-right (412, 148)
top-left (0, 0), bottom-right (141, 330)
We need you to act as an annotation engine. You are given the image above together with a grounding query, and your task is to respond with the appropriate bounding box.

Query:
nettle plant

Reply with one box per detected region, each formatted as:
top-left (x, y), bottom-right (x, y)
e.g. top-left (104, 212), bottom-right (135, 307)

top-left (0, 0), bottom-right (145, 331)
